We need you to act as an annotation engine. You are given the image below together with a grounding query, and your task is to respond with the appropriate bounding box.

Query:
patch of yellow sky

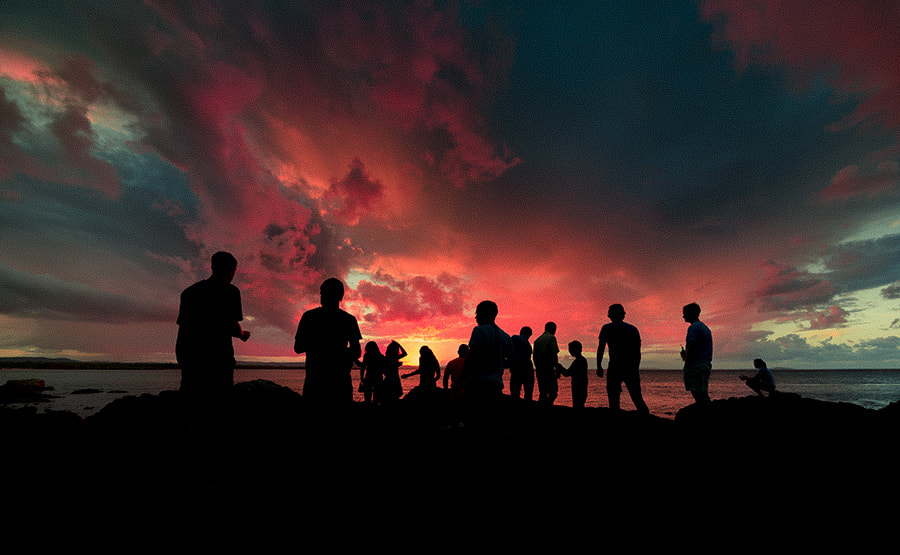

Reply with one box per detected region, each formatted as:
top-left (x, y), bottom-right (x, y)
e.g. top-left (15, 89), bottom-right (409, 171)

top-left (750, 215), bottom-right (900, 353)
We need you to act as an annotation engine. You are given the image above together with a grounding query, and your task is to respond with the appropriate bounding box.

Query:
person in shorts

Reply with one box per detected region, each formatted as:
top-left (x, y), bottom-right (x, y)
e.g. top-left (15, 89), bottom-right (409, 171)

top-left (681, 302), bottom-right (712, 406)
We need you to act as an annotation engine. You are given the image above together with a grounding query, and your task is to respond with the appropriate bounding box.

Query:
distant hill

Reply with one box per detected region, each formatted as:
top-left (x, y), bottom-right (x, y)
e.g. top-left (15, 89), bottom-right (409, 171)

top-left (0, 357), bottom-right (178, 370)
top-left (0, 356), bottom-right (79, 364)
top-left (0, 357), bottom-right (303, 370)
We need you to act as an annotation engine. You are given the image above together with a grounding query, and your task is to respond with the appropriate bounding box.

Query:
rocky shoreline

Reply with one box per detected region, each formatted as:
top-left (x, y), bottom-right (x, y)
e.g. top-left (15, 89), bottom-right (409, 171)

top-left (2, 377), bottom-right (898, 524)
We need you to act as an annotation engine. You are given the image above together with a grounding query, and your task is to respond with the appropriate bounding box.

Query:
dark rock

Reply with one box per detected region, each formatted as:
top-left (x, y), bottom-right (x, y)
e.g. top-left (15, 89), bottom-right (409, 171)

top-left (3, 379), bottom-right (898, 512)
top-left (0, 379), bottom-right (55, 404)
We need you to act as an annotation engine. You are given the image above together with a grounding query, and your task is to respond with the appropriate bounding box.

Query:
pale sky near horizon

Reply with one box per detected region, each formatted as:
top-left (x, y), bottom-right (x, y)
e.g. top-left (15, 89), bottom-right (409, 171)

top-left (2, 1), bottom-right (900, 369)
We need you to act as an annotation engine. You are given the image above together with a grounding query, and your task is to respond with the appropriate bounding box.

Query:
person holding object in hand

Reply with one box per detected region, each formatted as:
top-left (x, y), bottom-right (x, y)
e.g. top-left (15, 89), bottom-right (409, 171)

top-left (740, 358), bottom-right (776, 397)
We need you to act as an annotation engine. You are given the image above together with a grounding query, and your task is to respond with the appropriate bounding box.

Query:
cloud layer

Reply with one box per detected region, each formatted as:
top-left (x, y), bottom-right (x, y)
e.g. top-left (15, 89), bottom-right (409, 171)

top-left (1, 0), bottom-right (899, 368)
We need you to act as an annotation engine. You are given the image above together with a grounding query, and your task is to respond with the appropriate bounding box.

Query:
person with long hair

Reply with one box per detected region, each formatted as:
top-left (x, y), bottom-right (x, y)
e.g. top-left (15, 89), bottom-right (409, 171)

top-left (402, 345), bottom-right (441, 389)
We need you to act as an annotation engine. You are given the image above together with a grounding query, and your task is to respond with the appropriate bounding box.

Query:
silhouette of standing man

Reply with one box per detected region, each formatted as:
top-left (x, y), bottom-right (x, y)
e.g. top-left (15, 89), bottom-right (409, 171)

top-left (597, 304), bottom-right (649, 416)
top-left (176, 251), bottom-right (250, 398)
top-left (533, 322), bottom-right (560, 407)
top-left (294, 278), bottom-right (362, 406)
top-left (509, 326), bottom-right (534, 401)
top-left (682, 302), bottom-right (713, 406)
top-left (461, 300), bottom-right (512, 407)
top-left (443, 344), bottom-right (468, 400)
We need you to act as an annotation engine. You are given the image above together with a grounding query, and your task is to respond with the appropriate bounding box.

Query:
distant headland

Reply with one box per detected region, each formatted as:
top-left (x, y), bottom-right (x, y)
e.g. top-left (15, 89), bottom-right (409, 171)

top-left (0, 357), bottom-right (303, 370)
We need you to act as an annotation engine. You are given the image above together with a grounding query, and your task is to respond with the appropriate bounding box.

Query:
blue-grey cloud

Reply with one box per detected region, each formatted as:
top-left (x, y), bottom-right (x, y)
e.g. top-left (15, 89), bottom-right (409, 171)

top-left (0, 261), bottom-right (173, 323)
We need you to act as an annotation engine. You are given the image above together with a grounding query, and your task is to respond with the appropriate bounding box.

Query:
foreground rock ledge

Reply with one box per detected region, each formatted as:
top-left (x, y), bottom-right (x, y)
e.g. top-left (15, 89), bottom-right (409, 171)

top-left (2, 379), bottom-right (898, 505)
top-left (3, 378), bottom-right (898, 439)
top-left (3, 379), bottom-right (897, 450)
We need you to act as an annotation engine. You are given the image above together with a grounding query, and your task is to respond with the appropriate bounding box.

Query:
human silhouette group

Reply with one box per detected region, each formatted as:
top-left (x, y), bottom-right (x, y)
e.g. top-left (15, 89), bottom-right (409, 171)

top-left (176, 252), bottom-right (732, 417)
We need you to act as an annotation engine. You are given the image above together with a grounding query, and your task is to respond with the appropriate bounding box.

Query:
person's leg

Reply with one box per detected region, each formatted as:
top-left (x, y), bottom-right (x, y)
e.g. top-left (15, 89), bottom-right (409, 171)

top-left (607, 380), bottom-right (621, 412)
top-left (691, 390), bottom-right (711, 405)
top-left (510, 370), bottom-right (523, 399)
top-left (747, 377), bottom-right (765, 396)
top-left (624, 374), bottom-right (650, 416)
top-left (523, 372), bottom-right (535, 401)
top-left (685, 362), bottom-right (711, 406)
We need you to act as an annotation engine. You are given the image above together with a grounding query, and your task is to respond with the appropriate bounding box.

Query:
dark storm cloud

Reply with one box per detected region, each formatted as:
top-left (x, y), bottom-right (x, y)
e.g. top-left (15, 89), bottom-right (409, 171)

top-left (3, 0), bottom-right (900, 366)
top-left (0, 172), bottom-right (199, 271)
top-left (821, 233), bottom-right (900, 293)
top-left (0, 261), bottom-right (173, 323)
top-left (754, 260), bottom-right (837, 313)
top-left (751, 332), bottom-right (900, 368)
top-left (882, 282), bottom-right (900, 300)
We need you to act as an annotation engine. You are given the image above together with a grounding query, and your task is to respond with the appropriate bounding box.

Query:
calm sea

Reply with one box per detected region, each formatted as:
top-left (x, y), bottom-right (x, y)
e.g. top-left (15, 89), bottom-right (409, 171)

top-left (3, 367), bottom-right (900, 419)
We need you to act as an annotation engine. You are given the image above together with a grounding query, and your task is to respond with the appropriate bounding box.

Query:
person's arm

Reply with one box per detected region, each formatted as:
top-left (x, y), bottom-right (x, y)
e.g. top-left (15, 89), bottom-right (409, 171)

top-left (402, 361), bottom-right (422, 379)
top-left (596, 337), bottom-right (606, 378)
top-left (359, 355), bottom-right (368, 383)
top-left (683, 327), bottom-right (696, 362)
top-left (231, 290), bottom-right (250, 341)
top-left (635, 330), bottom-right (642, 368)
top-left (293, 315), bottom-right (307, 354)
top-left (231, 321), bottom-right (250, 341)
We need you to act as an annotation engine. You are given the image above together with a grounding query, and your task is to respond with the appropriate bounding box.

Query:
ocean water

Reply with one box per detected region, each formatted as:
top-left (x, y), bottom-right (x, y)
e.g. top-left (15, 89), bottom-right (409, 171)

top-left (3, 367), bottom-right (900, 419)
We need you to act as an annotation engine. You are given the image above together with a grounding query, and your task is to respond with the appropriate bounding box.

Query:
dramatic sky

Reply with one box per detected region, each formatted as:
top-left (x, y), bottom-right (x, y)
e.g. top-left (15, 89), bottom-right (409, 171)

top-left (2, 0), bottom-right (900, 369)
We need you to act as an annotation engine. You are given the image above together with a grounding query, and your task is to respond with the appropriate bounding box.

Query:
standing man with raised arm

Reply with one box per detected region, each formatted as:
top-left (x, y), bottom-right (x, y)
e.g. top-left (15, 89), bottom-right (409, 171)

top-left (176, 251), bottom-right (250, 400)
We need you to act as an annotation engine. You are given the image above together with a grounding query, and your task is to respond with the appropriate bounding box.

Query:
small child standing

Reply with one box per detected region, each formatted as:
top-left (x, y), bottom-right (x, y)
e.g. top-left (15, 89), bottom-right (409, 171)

top-left (560, 340), bottom-right (588, 409)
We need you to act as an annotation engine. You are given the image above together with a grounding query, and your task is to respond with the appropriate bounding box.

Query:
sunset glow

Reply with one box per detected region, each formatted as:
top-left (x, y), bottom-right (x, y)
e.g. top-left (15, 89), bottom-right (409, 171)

top-left (2, 1), bottom-right (899, 369)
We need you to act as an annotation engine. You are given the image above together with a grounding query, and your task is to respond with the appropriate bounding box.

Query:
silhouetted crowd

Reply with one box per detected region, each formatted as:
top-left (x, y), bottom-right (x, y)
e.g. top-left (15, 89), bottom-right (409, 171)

top-left (176, 253), bottom-right (778, 418)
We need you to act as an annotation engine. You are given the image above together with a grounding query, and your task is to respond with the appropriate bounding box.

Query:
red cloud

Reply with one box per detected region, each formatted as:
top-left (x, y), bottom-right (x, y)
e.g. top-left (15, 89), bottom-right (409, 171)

top-left (323, 158), bottom-right (385, 225)
top-left (805, 305), bottom-right (849, 330)
top-left (319, 2), bottom-right (520, 187)
top-left (820, 161), bottom-right (900, 201)
top-left (356, 271), bottom-right (469, 324)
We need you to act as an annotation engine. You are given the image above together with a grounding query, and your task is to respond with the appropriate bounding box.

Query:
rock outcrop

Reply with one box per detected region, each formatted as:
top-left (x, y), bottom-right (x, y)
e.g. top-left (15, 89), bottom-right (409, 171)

top-left (2, 379), bottom-right (898, 515)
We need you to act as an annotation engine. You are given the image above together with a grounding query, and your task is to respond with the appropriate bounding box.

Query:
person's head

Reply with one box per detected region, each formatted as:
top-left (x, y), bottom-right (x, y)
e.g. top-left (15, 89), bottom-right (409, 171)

top-left (544, 321), bottom-right (557, 334)
top-left (210, 251), bottom-right (238, 281)
top-left (475, 300), bottom-right (498, 325)
top-left (365, 341), bottom-right (380, 354)
top-left (458, 344), bottom-right (469, 357)
top-left (753, 358), bottom-right (766, 369)
top-left (386, 340), bottom-right (402, 356)
top-left (568, 340), bottom-right (582, 356)
top-left (608, 303), bottom-right (626, 322)
top-left (682, 302), bottom-right (701, 323)
top-left (422, 346), bottom-right (439, 364)
top-left (320, 277), bottom-right (345, 308)
top-left (520, 326), bottom-right (533, 338)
